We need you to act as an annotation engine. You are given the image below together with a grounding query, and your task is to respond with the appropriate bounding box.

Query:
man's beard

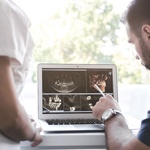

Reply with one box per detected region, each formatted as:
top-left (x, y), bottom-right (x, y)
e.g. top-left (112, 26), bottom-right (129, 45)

top-left (139, 37), bottom-right (150, 70)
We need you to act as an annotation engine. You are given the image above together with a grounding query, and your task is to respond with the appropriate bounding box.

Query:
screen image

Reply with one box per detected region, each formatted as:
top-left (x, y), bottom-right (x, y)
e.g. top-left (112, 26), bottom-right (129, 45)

top-left (42, 68), bottom-right (114, 114)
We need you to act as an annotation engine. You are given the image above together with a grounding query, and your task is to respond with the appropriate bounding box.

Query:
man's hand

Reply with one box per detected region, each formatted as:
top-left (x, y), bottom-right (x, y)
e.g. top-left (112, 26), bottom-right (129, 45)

top-left (92, 94), bottom-right (121, 120)
top-left (30, 119), bottom-right (43, 147)
top-left (30, 126), bottom-right (42, 147)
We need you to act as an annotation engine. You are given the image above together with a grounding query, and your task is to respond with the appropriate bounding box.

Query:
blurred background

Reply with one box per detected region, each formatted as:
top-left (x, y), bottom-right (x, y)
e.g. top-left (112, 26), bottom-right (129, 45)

top-left (13, 0), bottom-right (150, 121)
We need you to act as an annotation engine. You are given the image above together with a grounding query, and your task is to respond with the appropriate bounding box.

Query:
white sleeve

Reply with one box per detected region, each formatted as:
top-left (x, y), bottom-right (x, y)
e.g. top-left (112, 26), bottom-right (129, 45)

top-left (0, 0), bottom-right (34, 65)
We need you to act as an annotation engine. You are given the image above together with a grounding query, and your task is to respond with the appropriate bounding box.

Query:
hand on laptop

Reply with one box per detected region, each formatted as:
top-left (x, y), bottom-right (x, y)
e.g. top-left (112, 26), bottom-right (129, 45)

top-left (29, 115), bottom-right (43, 147)
top-left (30, 125), bottom-right (43, 147)
top-left (92, 94), bottom-right (121, 120)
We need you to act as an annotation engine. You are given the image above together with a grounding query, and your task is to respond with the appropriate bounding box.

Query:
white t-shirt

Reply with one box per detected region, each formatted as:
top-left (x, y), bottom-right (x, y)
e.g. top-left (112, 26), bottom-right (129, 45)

top-left (0, 0), bottom-right (34, 149)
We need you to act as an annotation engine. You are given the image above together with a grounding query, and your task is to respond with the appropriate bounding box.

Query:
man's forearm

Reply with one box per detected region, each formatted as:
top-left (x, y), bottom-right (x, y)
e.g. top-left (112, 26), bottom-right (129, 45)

top-left (105, 114), bottom-right (134, 150)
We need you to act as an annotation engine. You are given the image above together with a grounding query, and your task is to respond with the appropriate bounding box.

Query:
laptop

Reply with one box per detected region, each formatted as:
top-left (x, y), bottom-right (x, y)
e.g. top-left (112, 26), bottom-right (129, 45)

top-left (37, 63), bottom-right (118, 132)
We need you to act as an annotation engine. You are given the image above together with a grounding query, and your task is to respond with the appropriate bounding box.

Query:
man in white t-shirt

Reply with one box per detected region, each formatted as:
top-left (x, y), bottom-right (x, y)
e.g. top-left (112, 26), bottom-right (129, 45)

top-left (0, 0), bottom-right (42, 149)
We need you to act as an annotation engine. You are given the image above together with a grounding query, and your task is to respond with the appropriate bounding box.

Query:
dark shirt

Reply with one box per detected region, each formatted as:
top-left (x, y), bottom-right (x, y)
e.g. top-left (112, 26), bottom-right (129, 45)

top-left (138, 110), bottom-right (150, 146)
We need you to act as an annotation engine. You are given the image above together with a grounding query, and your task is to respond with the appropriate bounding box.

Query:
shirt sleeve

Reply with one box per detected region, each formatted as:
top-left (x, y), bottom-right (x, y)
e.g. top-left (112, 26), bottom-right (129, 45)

top-left (137, 110), bottom-right (150, 146)
top-left (0, 0), bottom-right (33, 65)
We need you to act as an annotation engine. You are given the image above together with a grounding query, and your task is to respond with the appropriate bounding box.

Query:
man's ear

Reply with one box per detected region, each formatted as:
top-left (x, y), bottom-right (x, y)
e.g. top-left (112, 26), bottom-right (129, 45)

top-left (142, 25), bottom-right (150, 40)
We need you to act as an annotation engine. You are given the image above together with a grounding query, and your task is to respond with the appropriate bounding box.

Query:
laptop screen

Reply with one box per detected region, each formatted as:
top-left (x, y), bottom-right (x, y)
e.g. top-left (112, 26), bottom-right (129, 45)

top-left (40, 65), bottom-right (117, 115)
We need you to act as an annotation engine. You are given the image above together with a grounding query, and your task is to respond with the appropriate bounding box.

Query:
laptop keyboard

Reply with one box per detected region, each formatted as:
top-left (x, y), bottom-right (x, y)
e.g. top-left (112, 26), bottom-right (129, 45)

top-left (46, 119), bottom-right (101, 125)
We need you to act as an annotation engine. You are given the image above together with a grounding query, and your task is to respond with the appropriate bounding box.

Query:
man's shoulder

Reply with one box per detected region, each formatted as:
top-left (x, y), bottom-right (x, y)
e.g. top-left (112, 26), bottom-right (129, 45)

top-left (137, 111), bottom-right (150, 147)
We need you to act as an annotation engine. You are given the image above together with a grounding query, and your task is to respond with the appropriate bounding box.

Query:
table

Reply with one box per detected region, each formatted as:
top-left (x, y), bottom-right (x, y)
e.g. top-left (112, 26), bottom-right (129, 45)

top-left (21, 115), bottom-right (140, 150)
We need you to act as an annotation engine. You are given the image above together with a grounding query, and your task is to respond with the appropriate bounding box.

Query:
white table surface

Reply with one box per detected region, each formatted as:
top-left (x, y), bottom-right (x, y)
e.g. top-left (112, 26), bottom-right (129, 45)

top-left (20, 114), bottom-right (140, 150)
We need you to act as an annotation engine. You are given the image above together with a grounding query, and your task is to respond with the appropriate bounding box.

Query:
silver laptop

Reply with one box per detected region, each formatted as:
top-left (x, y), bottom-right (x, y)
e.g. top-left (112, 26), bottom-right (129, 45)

top-left (37, 63), bottom-right (118, 132)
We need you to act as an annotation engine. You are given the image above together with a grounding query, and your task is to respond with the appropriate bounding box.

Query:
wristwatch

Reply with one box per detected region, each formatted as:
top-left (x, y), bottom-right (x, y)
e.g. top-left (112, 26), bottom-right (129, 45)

top-left (101, 109), bottom-right (122, 124)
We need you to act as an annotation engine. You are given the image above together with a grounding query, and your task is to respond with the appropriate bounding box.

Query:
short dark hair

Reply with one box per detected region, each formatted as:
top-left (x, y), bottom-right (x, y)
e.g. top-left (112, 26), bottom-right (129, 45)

top-left (121, 0), bottom-right (150, 36)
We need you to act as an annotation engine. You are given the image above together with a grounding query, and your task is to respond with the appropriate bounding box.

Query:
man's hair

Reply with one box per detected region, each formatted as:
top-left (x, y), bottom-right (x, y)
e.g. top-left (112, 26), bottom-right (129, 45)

top-left (121, 0), bottom-right (150, 36)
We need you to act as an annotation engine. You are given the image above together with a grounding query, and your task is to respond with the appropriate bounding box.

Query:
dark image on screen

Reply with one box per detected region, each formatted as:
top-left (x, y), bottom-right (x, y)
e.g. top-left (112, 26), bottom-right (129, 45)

top-left (42, 69), bottom-right (114, 114)
top-left (42, 71), bottom-right (86, 93)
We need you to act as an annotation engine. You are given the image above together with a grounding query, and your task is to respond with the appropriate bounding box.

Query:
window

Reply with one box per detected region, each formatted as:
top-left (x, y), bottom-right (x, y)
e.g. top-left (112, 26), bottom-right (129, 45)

top-left (14, 0), bottom-right (150, 121)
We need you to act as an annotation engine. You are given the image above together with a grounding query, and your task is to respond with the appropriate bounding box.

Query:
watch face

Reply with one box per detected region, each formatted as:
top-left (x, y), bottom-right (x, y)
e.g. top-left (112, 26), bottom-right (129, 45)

top-left (102, 109), bottom-right (113, 120)
top-left (101, 109), bottom-right (122, 124)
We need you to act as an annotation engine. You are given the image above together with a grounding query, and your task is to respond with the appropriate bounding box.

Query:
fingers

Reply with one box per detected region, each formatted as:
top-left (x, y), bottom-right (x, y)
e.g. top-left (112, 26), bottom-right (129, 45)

top-left (30, 120), bottom-right (43, 147)
top-left (31, 131), bottom-right (43, 147)
top-left (32, 121), bottom-right (42, 134)
top-left (31, 121), bottom-right (37, 127)
top-left (92, 94), bottom-right (120, 120)
top-left (36, 126), bottom-right (42, 133)
top-left (31, 141), bottom-right (41, 147)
